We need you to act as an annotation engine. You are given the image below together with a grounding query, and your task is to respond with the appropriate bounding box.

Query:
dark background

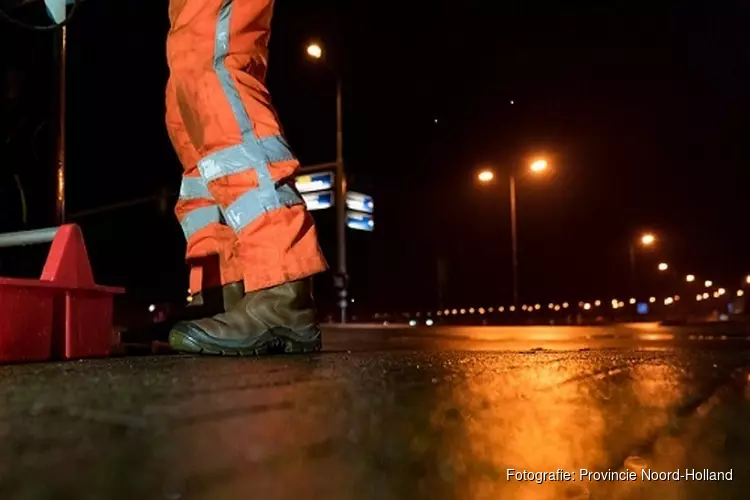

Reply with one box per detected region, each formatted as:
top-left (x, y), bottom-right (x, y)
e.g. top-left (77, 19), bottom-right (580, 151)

top-left (1, 0), bottom-right (749, 314)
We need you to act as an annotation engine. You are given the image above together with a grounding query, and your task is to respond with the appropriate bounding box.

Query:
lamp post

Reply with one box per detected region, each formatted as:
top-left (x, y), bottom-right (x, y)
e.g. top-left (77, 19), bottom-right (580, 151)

top-left (307, 42), bottom-right (348, 323)
top-left (629, 232), bottom-right (656, 296)
top-left (477, 159), bottom-right (548, 307)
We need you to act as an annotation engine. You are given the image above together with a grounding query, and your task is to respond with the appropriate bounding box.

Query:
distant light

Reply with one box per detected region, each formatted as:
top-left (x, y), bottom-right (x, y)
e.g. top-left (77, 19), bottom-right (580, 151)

top-left (488, 307), bottom-right (495, 313)
top-left (460, 308), bottom-right (466, 314)
top-left (738, 290), bottom-right (745, 297)
top-left (409, 319), bottom-right (417, 327)
top-left (713, 291), bottom-right (720, 298)
top-left (469, 307), bottom-right (476, 314)
top-left (618, 301), bottom-right (625, 308)
top-left (629, 298), bottom-right (636, 305)
top-left (434, 118), bottom-right (439, 124)
top-left (696, 294), bottom-right (703, 301)
top-left (658, 262), bottom-right (669, 272)
top-left (530, 159), bottom-right (548, 173)
top-left (534, 304), bottom-right (541, 310)
top-left (554, 305), bottom-right (561, 311)
top-left (509, 100), bottom-right (515, 105)
top-left (437, 310), bottom-right (443, 316)
top-left (522, 305), bottom-right (528, 311)
top-left (705, 280), bottom-right (713, 288)
top-left (478, 307), bottom-right (486, 314)
top-left (594, 300), bottom-right (601, 307)
top-left (746, 275), bottom-right (750, 285)
top-left (148, 304), bottom-right (156, 312)
top-left (611, 299), bottom-right (619, 307)
top-left (664, 297), bottom-right (674, 306)
top-left (351, 298), bottom-right (355, 303)
top-left (426, 318), bottom-right (434, 327)
top-left (562, 302), bottom-right (569, 308)
top-left (478, 170), bottom-right (494, 182)
top-left (686, 274), bottom-right (695, 283)
top-left (583, 303), bottom-right (592, 311)
top-left (548, 303), bottom-right (555, 309)
top-left (718, 288), bottom-right (726, 296)
top-left (501, 306), bottom-right (507, 312)
top-left (306, 43), bottom-right (323, 59)
top-left (673, 296), bottom-right (680, 302)
top-left (702, 292), bottom-right (710, 299)
top-left (640, 233), bottom-right (656, 246)
top-left (186, 295), bottom-right (193, 303)
top-left (649, 297), bottom-right (656, 303)
top-left (451, 309), bottom-right (458, 315)
top-left (509, 306), bottom-right (516, 312)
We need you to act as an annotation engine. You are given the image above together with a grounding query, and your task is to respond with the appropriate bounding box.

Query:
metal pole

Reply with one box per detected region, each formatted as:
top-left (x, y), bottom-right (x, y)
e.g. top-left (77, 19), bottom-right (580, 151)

top-left (509, 174), bottom-right (519, 307)
top-left (335, 76), bottom-right (347, 324)
top-left (628, 243), bottom-right (636, 297)
top-left (0, 227), bottom-right (59, 248)
top-left (55, 25), bottom-right (67, 225)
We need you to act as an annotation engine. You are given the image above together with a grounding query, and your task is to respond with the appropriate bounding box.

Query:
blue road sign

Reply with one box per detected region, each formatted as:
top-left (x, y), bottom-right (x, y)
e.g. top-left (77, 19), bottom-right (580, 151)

top-left (347, 211), bottom-right (374, 232)
top-left (301, 191), bottom-right (333, 211)
top-left (346, 192), bottom-right (374, 213)
top-left (295, 172), bottom-right (334, 193)
top-left (44, 0), bottom-right (75, 24)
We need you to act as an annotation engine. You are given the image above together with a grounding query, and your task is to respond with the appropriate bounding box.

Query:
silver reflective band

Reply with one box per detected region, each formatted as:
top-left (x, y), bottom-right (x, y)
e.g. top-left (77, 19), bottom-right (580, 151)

top-left (224, 183), bottom-right (303, 232)
top-left (197, 136), bottom-right (295, 183)
top-left (214, 0), bottom-right (253, 140)
top-left (210, 0), bottom-right (298, 236)
top-left (179, 177), bottom-right (212, 200)
top-left (180, 205), bottom-right (222, 239)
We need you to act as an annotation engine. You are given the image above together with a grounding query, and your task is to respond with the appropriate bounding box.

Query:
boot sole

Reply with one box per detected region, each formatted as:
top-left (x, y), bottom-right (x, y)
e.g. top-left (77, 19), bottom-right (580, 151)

top-left (168, 325), bottom-right (322, 356)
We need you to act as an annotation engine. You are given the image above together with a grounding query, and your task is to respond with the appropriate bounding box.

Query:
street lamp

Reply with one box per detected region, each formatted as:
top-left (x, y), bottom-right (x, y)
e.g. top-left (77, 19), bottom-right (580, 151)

top-left (704, 280), bottom-right (713, 288)
top-left (477, 157), bottom-right (549, 307)
top-left (306, 43), bottom-right (323, 59)
top-left (658, 262), bottom-right (669, 272)
top-left (686, 274), bottom-right (695, 283)
top-left (306, 41), bottom-right (348, 323)
top-left (629, 232), bottom-right (657, 296)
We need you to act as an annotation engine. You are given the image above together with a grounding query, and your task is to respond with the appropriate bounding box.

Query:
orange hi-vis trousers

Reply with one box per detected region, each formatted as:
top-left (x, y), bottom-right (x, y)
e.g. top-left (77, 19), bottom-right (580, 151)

top-left (166, 0), bottom-right (328, 294)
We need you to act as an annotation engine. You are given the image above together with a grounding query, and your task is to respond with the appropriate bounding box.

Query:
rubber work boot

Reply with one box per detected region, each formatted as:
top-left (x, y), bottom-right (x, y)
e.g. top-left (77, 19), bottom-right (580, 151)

top-left (169, 279), bottom-right (322, 356)
top-left (186, 281), bottom-right (245, 317)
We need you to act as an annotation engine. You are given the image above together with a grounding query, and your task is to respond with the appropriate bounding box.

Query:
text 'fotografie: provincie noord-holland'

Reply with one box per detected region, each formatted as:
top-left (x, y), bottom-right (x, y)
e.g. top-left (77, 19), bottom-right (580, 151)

top-left (507, 469), bottom-right (733, 483)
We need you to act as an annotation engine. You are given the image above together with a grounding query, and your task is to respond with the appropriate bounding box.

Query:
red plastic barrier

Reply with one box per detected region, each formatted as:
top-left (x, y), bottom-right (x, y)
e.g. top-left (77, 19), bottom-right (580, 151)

top-left (0, 224), bottom-right (124, 363)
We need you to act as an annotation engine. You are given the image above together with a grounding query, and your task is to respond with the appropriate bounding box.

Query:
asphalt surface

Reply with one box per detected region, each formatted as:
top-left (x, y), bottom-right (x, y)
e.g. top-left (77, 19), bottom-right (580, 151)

top-left (2, 323), bottom-right (750, 499)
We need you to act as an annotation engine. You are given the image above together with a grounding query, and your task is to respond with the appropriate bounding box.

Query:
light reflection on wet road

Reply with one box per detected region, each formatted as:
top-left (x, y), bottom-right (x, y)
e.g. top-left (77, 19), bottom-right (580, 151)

top-left (0, 324), bottom-right (749, 499)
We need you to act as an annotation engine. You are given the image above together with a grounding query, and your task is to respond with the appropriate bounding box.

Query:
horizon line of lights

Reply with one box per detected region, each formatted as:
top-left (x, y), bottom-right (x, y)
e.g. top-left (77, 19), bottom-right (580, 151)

top-left (386, 284), bottom-right (747, 319)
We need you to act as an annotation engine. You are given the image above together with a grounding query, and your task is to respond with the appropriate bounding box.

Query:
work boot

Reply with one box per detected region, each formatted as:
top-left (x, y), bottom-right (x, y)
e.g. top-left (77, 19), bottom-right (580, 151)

top-left (186, 281), bottom-right (245, 317)
top-left (169, 279), bottom-right (322, 356)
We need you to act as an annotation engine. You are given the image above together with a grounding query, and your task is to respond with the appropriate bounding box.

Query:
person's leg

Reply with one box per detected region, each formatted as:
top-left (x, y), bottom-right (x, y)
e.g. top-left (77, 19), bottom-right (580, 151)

top-left (167, 76), bottom-right (244, 310)
top-left (166, 0), bottom-right (327, 355)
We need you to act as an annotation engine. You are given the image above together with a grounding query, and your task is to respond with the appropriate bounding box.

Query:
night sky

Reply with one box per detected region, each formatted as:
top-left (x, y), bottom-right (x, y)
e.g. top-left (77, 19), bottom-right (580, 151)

top-left (1, 0), bottom-right (749, 315)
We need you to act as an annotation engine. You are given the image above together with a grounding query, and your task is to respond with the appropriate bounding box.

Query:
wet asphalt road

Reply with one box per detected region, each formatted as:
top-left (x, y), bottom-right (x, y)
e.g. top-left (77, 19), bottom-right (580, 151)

top-left (2, 323), bottom-right (750, 500)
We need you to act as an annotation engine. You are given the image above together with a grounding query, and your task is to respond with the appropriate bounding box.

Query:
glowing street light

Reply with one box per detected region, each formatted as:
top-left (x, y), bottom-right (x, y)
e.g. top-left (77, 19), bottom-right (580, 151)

top-left (476, 156), bottom-right (551, 307)
top-left (658, 262), bottom-right (669, 272)
top-left (738, 290), bottom-right (745, 297)
top-left (686, 274), bottom-right (695, 283)
top-left (306, 43), bottom-right (323, 59)
top-left (477, 170), bottom-right (495, 183)
top-left (304, 39), bottom-right (347, 323)
top-left (746, 275), bottom-right (750, 285)
top-left (704, 280), bottom-right (713, 288)
top-left (640, 233), bottom-right (656, 247)
top-left (649, 297), bottom-right (656, 303)
top-left (530, 159), bottom-right (548, 173)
